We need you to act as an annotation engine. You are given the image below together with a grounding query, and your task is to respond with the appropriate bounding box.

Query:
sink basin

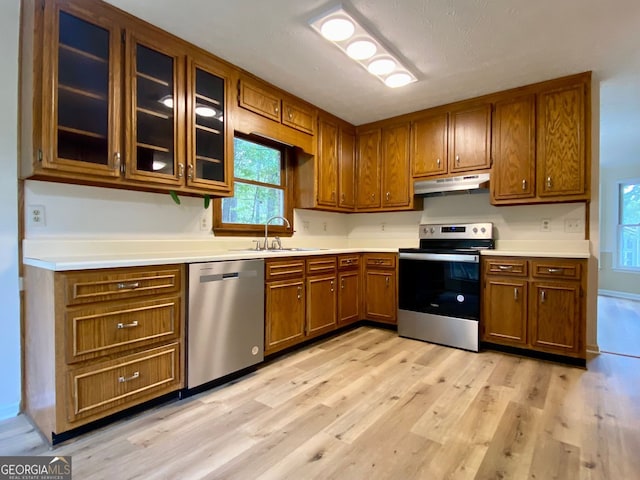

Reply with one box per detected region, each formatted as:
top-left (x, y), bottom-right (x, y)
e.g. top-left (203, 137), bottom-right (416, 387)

top-left (229, 247), bottom-right (325, 253)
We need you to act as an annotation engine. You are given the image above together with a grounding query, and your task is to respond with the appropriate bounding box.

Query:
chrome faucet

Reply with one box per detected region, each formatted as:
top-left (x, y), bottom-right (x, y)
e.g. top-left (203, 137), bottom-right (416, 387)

top-left (264, 216), bottom-right (291, 250)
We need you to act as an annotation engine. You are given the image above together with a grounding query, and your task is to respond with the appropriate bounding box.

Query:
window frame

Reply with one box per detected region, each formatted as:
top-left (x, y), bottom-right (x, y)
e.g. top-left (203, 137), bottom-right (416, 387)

top-left (213, 132), bottom-right (295, 237)
top-left (616, 179), bottom-right (640, 272)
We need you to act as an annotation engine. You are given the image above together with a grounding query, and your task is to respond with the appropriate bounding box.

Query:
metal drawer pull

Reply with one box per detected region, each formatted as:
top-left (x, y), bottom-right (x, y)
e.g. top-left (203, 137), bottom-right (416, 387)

top-left (547, 268), bottom-right (563, 274)
top-left (118, 371), bottom-right (139, 383)
top-left (117, 320), bottom-right (139, 329)
top-left (498, 265), bottom-right (514, 271)
top-left (541, 290), bottom-right (546, 303)
top-left (514, 288), bottom-right (519, 300)
top-left (117, 282), bottom-right (140, 290)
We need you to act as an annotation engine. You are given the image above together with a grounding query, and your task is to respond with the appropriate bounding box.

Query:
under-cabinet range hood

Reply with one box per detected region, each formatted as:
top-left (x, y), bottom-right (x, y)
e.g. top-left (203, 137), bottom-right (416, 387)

top-left (414, 173), bottom-right (490, 196)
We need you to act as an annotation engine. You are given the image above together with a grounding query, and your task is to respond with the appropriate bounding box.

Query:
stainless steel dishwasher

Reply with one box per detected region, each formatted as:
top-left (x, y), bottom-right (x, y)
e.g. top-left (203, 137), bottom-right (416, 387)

top-left (187, 259), bottom-right (265, 389)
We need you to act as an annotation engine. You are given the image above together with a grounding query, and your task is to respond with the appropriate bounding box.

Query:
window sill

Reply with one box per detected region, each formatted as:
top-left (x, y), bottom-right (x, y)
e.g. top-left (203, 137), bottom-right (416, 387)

top-left (612, 267), bottom-right (640, 274)
top-left (213, 225), bottom-right (294, 237)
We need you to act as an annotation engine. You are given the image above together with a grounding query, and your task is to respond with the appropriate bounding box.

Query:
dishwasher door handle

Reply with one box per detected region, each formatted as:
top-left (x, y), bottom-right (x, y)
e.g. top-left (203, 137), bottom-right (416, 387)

top-left (199, 270), bottom-right (257, 283)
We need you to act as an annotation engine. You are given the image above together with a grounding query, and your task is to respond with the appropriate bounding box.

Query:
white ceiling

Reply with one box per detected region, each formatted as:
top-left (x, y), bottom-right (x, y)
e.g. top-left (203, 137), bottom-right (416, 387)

top-left (106, 0), bottom-right (640, 166)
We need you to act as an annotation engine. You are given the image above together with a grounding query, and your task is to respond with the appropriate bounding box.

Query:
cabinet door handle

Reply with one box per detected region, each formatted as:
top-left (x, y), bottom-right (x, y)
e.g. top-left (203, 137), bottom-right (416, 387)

top-left (341, 192), bottom-right (345, 202)
top-left (330, 280), bottom-right (334, 292)
top-left (178, 163), bottom-right (184, 178)
top-left (117, 282), bottom-right (140, 290)
top-left (498, 265), bottom-right (513, 271)
top-left (297, 286), bottom-right (302, 300)
top-left (386, 192), bottom-right (390, 201)
top-left (546, 176), bottom-right (552, 189)
top-left (287, 107), bottom-right (293, 120)
top-left (274, 105), bottom-right (279, 114)
top-left (331, 191), bottom-right (336, 200)
top-left (514, 288), bottom-right (519, 300)
top-left (118, 371), bottom-right (139, 383)
top-left (436, 158), bottom-right (441, 167)
top-left (547, 268), bottom-right (563, 274)
top-left (114, 152), bottom-right (121, 172)
top-left (385, 276), bottom-right (390, 287)
top-left (456, 154), bottom-right (460, 165)
top-left (370, 193), bottom-right (375, 200)
top-left (541, 290), bottom-right (546, 303)
top-left (341, 278), bottom-right (345, 289)
top-left (522, 179), bottom-right (527, 190)
top-left (117, 320), bottom-right (139, 329)
top-left (187, 164), bottom-right (193, 180)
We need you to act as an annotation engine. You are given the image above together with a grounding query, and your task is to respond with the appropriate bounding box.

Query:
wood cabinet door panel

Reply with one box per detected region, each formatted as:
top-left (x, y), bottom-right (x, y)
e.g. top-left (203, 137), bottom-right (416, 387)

top-left (306, 274), bottom-right (337, 337)
top-left (338, 271), bottom-right (361, 325)
top-left (530, 282), bottom-right (581, 355)
top-left (449, 104), bottom-right (491, 173)
top-left (537, 83), bottom-right (586, 197)
top-left (365, 270), bottom-right (396, 323)
top-left (317, 118), bottom-right (339, 206)
top-left (67, 343), bottom-right (181, 422)
top-left (356, 129), bottom-right (381, 208)
top-left (492, 95), bottom-right (536, 201)
top-left (66, 296), bottom-right (181, 363)
top-left (282, 99), bottom-right (314, 134)
top-left (265, 279), bottom-right (305, 353)
top-left (238, 79), bottom-right (281, 122)
top-left (482, 279), bottom-right (528, 346)
top-left (339, 129), bottom-right (356, 208)
top-left (411, 113), bottom-right (448, 177)
top-left (381, 123), bottom-right (411, 208)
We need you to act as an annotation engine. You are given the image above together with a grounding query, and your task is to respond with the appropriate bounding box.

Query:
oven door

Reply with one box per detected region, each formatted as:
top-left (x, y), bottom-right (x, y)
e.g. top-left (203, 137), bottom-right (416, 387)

top-left (398, 252), bottom-right (480, 321)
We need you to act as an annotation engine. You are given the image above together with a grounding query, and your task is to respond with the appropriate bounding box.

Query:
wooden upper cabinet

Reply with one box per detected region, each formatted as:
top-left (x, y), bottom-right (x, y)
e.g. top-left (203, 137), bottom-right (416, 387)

top-left (449, 104), bottom-right (492, 173)
top-left (491, 95), bottom-right (536, 202)
top-left (282, 99), bottom-right (315, 135)
top-left (339, 128), bottom-right (356, 209)
top-left (238, 78), bottom-right (281, 122)
top-left (537, 82), bottom-right (586, 198)
top-left (381, 122), bottom-right (411, 208)
top-left (411, 112), bottom-right (448, 177)
top-left (185, 55), bottom-right (233, 192)
top-left (37, 0), bottom-right (122, 178)
top-left (125, 30), bottom-right (185, 185)
top-left (317, 117), bottom-right (339, 206)
top-left (356, 128), bottom-right (381, 209)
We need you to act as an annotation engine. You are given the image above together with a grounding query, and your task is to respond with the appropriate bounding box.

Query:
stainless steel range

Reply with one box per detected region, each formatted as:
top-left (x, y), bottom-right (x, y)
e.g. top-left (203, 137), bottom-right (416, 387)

top-left (398, 222), bottom-right (494, 352)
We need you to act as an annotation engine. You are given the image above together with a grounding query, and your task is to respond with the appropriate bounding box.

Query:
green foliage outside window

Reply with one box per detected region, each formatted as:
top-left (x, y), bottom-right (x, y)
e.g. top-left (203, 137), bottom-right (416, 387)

top-left (222, 137), bottom-right (285, 225)
top-left (619, 183), bottom-right (640, 268)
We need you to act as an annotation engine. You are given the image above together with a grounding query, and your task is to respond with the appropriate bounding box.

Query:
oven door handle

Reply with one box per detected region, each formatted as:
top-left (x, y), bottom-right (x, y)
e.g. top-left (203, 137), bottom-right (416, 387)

top-left (399, 252), bottom-right (479, 263)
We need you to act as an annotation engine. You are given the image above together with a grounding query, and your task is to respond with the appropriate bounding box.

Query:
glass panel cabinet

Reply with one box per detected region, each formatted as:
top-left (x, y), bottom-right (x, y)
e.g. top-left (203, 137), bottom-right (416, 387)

top-left (42, 1), bottom-right (121, 176)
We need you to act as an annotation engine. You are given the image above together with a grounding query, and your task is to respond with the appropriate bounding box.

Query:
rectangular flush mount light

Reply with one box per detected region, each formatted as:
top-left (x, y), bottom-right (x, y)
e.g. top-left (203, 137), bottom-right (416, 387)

top-left (309, 5), bottom-right (417, 88)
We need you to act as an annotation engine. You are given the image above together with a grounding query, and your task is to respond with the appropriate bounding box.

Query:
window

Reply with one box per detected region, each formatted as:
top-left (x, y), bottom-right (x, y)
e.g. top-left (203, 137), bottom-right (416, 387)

top-left (617, 181), bottom-right (640, 269)
top-left (213, 134), bottom-right (293, 235)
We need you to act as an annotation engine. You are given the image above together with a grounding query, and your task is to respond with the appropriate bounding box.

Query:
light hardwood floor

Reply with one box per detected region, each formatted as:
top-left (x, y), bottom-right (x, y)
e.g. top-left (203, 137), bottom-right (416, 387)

top-left (598, 295), bottom-right (640, 358)
top-left (1, 326), bottom-right (639, 479)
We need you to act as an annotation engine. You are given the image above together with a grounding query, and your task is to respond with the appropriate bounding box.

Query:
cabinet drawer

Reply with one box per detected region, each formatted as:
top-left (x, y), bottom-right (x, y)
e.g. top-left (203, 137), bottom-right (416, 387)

top-left (364, 254), bottom-right (396, 269)
top-left (338, 254), bottom-right (360, 270)
top-left (485, 258), bottom-right (528, 276)
top-left (66, 297), bottom-right (181, 363)
top-left (265, 259), bottom-right (305, 280)
top-left (67, 343), bottom-right (181, 422)
top-left (306, 256), bottom-right (337, 275)
top-left (531, 260), bottom-right (582, 280)
top-left (63, 265), bottom-right (182, 306)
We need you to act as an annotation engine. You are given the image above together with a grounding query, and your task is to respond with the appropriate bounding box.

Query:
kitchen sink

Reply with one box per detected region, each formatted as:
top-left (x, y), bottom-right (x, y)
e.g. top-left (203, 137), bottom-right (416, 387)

top-left (229, 247), bottom-right (325, 253)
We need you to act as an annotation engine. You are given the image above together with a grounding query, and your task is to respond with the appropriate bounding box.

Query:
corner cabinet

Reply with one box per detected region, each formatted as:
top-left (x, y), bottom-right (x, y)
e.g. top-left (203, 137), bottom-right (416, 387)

top-left (23, 264), bottom-right (185, 443)
top-left (20, 0), bottom-right (233, 197)
top-left (482, 256), bottom-right (586, 359)
top-left (491, 73), bottom-right (590, 205)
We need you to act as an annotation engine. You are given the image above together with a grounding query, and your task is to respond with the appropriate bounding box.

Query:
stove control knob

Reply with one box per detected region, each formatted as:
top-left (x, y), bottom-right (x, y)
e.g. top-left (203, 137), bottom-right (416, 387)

top-left (473, 227), bottom-right (478, 234)
top-left (481, 227), bottom-right (486, 233)
top-left (430, 227), bottom-right (435, 234)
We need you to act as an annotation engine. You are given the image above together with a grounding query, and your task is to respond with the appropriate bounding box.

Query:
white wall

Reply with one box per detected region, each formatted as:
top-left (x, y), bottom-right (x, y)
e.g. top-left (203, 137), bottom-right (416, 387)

top-left (0, 0), bottom-right (21, 420)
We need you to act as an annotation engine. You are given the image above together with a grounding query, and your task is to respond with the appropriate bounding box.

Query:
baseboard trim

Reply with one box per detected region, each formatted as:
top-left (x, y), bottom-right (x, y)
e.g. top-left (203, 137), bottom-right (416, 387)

top-left (587, 343), bottom-right (600, 354)
top-left (598, 289), bottom-right (640, 302)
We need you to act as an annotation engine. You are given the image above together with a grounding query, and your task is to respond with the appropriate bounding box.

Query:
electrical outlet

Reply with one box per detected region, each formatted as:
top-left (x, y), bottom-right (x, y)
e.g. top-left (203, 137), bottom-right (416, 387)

top-left (28, 205), bottom-right (46, 227)
top-left (200, 213), bottom-right (210, 231)
top-left (322, 222), bottom-right (327, 232)
top-left (302, 221), bottom-right (310, 232)
top-left (381, 223), bottom-right (386, 232)
top-left (540, 218), bottom-right (551, 232)
top-left (564, 218), bottom-right (582, 233)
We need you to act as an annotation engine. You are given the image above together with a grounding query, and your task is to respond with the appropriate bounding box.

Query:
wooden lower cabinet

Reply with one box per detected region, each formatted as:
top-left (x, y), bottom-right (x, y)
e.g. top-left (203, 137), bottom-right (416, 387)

top-left (24, 264), bottom-right (185, 443)
top-left (306, 273), bottom-right (337, 337)
top-left (364, 253), bottom-right (398, 324)
top-left (482, 256), bottom-right (586, 359)
top-left (265, 278), bottom-right (305, 353)
top-left (337, 254), bottom-right (362, 326)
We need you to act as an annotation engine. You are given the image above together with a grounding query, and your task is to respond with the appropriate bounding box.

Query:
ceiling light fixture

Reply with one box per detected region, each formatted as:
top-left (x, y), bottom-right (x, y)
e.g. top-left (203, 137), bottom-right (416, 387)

top-left (309, 5), bottom-right (417, 88)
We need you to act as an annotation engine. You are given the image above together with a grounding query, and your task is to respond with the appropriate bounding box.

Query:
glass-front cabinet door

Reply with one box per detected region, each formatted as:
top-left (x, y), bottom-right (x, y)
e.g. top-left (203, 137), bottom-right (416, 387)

top-left (125, 31), bottom-right (184, 185)
top-left (186, 57), bottom-right (232, 192)
top-left (43, 1), bottom-right (121, 176)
